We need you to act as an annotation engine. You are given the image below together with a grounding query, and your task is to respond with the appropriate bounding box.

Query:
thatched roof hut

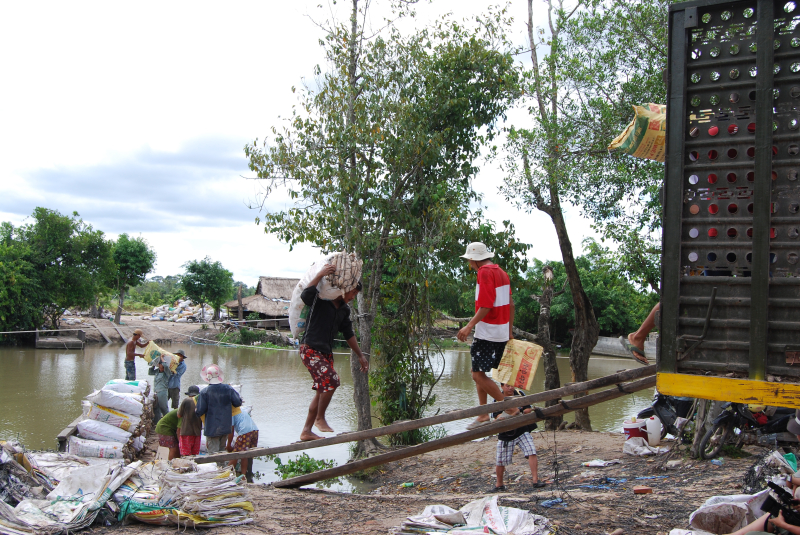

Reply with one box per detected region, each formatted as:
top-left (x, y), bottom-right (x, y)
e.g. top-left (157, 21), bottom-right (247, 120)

top-left (224, 276), bottom-right (299, 318)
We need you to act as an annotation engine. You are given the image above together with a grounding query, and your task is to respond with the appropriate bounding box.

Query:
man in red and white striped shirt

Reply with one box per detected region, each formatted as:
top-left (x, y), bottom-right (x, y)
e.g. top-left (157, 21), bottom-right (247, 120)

top-left (456, 242), bottom-right (517, 430)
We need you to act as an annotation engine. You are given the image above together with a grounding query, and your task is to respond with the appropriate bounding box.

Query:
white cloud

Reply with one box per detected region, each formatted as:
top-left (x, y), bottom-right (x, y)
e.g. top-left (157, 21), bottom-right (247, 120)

top-left (0, 0), bottom-right (598, 283)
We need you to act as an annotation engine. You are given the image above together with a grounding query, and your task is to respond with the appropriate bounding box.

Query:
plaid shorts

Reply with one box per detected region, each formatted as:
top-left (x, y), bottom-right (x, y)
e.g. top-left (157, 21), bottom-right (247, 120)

top-left (496, 432), bottom-right (537, 467)
top-left (300, 345), bottom-right (340, 393)
top-left (158, 433), bottom-right (178, 448)
top-left (232, 430), bottom-right (259, 452)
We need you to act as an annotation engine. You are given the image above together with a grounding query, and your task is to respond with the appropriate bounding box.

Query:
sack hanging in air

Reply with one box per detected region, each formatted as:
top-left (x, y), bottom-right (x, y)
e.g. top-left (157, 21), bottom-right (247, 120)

top-left (608, 103), bottom-right (666, 162)
top-left (490, 339), bottom-right (544, 391)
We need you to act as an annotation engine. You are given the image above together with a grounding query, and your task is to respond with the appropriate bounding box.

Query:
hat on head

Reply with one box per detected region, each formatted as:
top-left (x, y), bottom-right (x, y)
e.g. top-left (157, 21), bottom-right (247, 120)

top-left (460, 242), bottom-right (494, 261)
top-left (788, 409), bottom-right (800, 436)
top-left (185, 385), bottom-right (200, 396)
top-left (175, 349), bottom-right (186, 357)
top-left (201, 364), bottom-right (224, 385)
top-left (133, 329), bottom-right (144, 336)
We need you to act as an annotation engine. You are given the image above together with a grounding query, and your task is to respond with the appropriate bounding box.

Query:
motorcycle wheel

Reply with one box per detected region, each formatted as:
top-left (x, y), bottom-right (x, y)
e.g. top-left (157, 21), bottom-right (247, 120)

top-left (699, 421), bottom-right (731, 460)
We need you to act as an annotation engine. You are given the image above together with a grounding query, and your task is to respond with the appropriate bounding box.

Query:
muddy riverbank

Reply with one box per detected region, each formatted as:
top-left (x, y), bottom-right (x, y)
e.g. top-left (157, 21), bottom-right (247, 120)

top-left (84, 430), bottom-right (764, 535)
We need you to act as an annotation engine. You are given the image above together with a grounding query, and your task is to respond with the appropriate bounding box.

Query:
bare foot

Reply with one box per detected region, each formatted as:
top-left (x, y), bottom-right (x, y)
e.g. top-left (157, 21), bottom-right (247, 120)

top-left (314, 420), bottom-right (334, 433)
top-left (475, 416), bottom-right (490, 423)
top-left (300, 431), bottom-right (323, 441)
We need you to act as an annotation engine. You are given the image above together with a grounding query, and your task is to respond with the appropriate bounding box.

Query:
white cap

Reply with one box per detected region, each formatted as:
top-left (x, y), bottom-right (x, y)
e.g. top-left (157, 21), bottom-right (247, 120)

top-left (460, 242), bottom-right (494, 261)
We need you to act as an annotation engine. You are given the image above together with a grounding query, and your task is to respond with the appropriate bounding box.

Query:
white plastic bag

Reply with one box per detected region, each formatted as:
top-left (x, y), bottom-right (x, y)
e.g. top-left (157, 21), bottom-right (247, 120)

top-left (103, 382), bottom-right (147, 395)
top-left (67, 436), bottom-right (125, 459)
top-left (85, 390), bottom-right (144, 417)
top-left (77, 420), bottom-right (132, 443)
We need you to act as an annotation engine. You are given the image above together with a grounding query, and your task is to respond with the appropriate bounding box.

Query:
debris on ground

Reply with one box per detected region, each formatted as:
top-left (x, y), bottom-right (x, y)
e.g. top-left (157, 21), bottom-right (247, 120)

top-left (389, 495), bottom-right (552, 535)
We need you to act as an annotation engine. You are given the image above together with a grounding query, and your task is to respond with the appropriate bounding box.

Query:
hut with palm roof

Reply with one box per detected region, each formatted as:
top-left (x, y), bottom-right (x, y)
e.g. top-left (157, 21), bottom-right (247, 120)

top-left (224, 277), bottom-right (298, 328)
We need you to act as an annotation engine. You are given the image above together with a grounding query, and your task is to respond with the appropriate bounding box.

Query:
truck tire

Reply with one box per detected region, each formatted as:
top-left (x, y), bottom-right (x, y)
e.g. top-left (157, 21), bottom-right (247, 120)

top-left (699, 421), bottom-right (731, 460)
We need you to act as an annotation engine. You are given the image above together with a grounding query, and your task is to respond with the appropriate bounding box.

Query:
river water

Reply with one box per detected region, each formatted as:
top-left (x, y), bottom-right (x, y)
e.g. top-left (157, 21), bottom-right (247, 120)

top-left (0, 344), bottom-right (653, 491)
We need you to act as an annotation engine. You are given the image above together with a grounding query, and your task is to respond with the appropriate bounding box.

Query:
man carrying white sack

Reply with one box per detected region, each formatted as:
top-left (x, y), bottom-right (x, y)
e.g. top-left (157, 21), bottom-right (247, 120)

top-left (299, 263), bottom-right (368, 441)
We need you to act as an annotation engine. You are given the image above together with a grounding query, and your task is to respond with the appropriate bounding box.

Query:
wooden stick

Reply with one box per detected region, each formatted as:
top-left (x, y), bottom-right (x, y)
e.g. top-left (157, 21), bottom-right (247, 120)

top-left (272, 376), bottom-right (656, 488)
top-left (197, 365), bottom-right (655, 464)
top-left (91, 320), bottom-right (112, 344)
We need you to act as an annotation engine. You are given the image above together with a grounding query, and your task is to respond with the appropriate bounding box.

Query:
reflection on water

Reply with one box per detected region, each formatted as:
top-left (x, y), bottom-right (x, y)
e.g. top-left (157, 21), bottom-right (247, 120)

top-left (0, 344), bottom-right (654, 491)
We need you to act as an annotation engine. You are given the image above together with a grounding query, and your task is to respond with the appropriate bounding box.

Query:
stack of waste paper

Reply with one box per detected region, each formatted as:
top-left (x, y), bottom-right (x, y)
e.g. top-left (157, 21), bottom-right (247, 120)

top-left (2, 445), bottom-right (255, 533)
top-left (391, 496), bottom-right (552, 535)
top-left (0, 440), bottom-right (139, 535)
top-left (70, 380), bottom-right (153, 462)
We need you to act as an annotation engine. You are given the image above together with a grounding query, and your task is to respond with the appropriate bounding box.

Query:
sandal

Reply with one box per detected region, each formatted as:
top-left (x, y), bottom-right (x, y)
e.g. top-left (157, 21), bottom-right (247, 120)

top-left (619, 336), bottom-right (649, 365)
top-left (495, 410), bottom-right (520, 421)
top-left (466, 418), bottom-right (491, 430)
top-left (491, 485), bottom-right (506, 492)
top-left (532, 481), bottom-right (546, 489)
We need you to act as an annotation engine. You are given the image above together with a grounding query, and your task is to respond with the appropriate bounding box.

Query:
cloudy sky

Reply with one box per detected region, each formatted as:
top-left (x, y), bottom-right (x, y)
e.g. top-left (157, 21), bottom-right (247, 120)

top-left (0, 0), bottom-right (599, 284)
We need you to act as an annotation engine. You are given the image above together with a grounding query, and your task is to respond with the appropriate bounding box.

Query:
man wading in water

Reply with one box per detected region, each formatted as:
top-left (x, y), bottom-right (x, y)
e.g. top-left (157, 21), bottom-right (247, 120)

top-left (299, 263), bottom-right (368, 441)
top-left (125, 329), bottom-right (148, 380)
top-left (456, 242), bottom-right (519, 429)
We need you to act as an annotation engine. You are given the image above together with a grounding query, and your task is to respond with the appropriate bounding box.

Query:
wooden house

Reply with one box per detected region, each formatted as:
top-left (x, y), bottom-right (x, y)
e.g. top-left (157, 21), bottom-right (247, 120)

top-left (224, 276), bottom-right (299, 328)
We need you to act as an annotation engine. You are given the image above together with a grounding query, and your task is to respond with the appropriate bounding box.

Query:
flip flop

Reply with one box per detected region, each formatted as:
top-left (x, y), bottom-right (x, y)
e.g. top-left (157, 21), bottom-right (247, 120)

top-left (532, 481), bottom-right (546, 489)
top-left (466, 418), bottom-right (491, 430)
top-left (490, 485), bottom-right (506, 492)
top-left (619, 336), bottom-right (648, 365)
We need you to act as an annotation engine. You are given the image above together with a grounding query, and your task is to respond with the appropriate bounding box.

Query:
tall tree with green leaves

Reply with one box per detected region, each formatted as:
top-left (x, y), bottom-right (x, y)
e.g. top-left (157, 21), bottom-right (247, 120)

top-left (0, 222), bottom-right (43, 342)
top-left (181, 257), bottom-right (234, 321)
top-left (501, 0), bottom-right (666, 429)
top-left (245, 1), bottom-right (526, 451)
top-left (112, 234), bottom-right (156, 324)
top-left (15, 208), bottom-right (114, 329)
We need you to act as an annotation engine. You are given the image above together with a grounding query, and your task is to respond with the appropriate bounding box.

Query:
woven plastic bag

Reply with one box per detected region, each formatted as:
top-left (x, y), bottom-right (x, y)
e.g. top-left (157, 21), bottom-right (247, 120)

top-left (87, 404), bottom-right (141, 431)
top-left (85, 390), bottom-right (144, 417)
top-left (141, 341), bottom-right (180, 373)
top-left (490, 339), bottom-right (543, 391)
top-left (67, 436), bottom-right (125, 459)
top-left (608, 103), bottom-right (666, 162)
top-left (77, 420), bottom-right (132, 444)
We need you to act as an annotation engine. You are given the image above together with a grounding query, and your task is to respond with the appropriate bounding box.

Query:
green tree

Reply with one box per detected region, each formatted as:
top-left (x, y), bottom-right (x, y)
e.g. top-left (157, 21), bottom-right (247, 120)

top-left (500, 0), bottom-right (666, 429)
top-left (16, 208), bottom-right (114, 329)
top-left (112, 234), bottom-right (156, 324)
top-left (181, 257), bottom-right (234, 321)
top-left (245, 1), bottom-right (526, 450)
top-left (0, 222), bottom-right (43, 343)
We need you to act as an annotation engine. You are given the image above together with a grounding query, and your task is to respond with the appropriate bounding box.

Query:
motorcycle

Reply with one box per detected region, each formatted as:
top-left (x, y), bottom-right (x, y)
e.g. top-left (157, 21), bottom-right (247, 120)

top-left (699, 402), bottom-right (794, 460)
top-left (637, 393), bottom-right (696, 441)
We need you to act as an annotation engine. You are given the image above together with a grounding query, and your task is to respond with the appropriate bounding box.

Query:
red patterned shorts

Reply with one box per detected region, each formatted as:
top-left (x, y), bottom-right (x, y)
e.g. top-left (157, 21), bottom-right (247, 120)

top-left (158, 433), bottom-right (178, 448)
top-left (178, 435), bottom-right (201, 456)
top-left (300, 345), bottom-right (340, 393)
top-left (232, 430), bottom-right (259, 452)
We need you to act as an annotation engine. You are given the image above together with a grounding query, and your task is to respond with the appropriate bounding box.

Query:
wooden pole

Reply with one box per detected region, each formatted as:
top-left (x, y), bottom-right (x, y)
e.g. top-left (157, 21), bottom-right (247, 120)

top-left (91, 320), bottom-right (112, 344)
top-left (197, 365), bottom-right (656, 464)
top-left (272, 375), bottom-right (656, 488)
top-left (237, 285), bottom-right (243, 322)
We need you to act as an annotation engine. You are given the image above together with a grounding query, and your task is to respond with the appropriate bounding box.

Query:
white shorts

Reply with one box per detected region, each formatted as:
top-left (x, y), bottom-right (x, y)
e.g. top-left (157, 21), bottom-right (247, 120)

top-left (496, 433), bottom-right (536, 467)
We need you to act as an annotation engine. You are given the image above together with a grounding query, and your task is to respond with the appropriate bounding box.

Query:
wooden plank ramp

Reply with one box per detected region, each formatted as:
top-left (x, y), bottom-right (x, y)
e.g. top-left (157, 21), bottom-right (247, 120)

top-left (91, 320), bottom-right (112, 343)
top-left (112, 323), bottom-right (129, 343)
top-left (197, 365), bottom-right (657, 488)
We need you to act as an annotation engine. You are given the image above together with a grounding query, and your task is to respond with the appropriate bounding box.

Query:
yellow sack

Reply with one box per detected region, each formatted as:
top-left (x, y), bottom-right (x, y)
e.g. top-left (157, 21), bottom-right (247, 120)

top-left (142, 341), bottom-right (179, 373)
top-left (491, 339), bottom-right (543, 391)
top-left (608, 103), bottom-right (666, 162)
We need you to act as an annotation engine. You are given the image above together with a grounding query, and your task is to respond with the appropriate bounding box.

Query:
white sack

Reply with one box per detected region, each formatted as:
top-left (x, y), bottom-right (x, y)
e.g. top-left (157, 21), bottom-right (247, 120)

top-left (77, 420), bottom-right (132, 443)
top-left (623, 436), bottom-right (669, 456)
top-left (87, 404), bottom-right (140, 431)
top-left (67, 436), bottom-right (125, 459)
top-left (85, 389), bottom-right (144, 416)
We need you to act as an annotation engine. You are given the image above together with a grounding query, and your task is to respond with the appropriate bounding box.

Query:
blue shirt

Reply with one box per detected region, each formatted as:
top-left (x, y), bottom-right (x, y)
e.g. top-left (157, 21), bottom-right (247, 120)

top-left (194, 384), bottom-right (242, 437)
top-left (232, 411), bottom-right (258, 435)
top-left (168, 361), bottom-right (186, 389)
top-left (152, 360), bottom-right (173, 393)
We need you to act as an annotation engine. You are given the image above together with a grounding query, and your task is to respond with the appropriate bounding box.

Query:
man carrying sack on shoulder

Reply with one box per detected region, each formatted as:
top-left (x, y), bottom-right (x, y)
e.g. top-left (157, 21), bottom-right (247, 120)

top-left (456, 242), bottom-right (519, 430)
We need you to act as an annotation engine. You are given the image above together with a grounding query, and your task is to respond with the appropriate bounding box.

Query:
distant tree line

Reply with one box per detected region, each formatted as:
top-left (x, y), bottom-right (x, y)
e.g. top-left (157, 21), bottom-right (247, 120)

top-left (0, 207), bottom-right (244, 343)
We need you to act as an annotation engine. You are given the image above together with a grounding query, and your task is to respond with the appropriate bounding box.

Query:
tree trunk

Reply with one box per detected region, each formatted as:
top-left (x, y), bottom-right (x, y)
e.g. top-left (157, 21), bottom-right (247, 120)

top-left (535, 270), bottom-right (562, 430)
top-left (551, 205), bottom-right (599, 430)
top-left (351, 289), bottom-right (382, 457)
top-left (90, 299), bottom-right (98, 319)
top-left (237, 285), bottom-right (243, 321)
top-left (114, 288), bottom-right (124, 325)
top-left (691, 399), bottom-right (723, 458)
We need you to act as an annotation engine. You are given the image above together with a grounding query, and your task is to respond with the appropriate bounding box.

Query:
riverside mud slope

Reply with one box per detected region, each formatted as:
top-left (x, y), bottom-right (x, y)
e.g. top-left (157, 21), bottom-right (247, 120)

top-left (88, 430), bottom-right (761, 535)
top-left (79, 315), bottom-right (225, 344)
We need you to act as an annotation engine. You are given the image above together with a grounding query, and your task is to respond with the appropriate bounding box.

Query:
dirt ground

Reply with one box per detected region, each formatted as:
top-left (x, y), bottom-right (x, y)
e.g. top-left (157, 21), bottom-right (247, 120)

top-left (84, 430), bottom-right (766, 535)
top-left (73, 315), bottom-right (227, 345)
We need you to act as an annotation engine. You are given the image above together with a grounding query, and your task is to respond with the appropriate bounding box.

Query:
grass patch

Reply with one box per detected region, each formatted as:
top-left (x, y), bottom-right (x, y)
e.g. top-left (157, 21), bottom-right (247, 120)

top-left (721, 445), bottom-right (752, 458)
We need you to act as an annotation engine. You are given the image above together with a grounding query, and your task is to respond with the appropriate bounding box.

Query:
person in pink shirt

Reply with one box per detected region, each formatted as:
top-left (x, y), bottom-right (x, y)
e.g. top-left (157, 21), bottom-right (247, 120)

top-left (456, 242), bottom-right (518, 429)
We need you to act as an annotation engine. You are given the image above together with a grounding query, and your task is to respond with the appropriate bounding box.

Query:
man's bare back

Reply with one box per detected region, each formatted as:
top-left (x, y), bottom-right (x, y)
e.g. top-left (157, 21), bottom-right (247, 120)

top-left (126, 332), bottom-right (148, 361)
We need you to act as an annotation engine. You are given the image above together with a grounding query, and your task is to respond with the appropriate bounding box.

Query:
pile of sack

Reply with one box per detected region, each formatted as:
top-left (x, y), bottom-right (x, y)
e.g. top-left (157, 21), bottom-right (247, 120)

top-left (113, 459), bottom-right (253, 528)
top-left (1, 440), bottom-right (140, 534)
top-left (144, 300), bottom-right (226, 323)
top-left (69, 380), bottom-right (154, 462)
